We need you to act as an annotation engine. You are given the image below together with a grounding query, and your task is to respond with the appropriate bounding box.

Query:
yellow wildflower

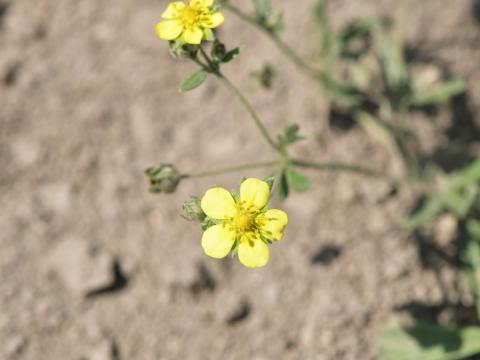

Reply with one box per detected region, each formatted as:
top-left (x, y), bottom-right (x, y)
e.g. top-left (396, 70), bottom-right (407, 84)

top-left (156, 0), bottom-right (225, 45)
top-left (200, 178), bottom-right (288, 268)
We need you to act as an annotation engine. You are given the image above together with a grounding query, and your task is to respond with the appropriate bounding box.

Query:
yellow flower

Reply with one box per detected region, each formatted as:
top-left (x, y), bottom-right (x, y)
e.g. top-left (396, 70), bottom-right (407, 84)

top-left (156, 0), bottom-right (225, 45)
top-left (200, 178), bottom-right (288, 268)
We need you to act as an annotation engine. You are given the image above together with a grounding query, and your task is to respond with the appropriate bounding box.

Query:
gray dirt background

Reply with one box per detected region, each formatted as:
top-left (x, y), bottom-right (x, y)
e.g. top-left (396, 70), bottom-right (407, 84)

top-left (1, 0), bottom-right (480, 359)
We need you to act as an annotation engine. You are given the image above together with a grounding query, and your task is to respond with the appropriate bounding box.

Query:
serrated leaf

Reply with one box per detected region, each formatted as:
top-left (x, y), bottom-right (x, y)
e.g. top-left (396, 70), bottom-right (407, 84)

top-left (378, 324), bottom-right (480, 360)
top-left (277, 170), bottom-right (289, 201)
top-left (179, 70), bottom-right (208, 92)
top-left (286, 168), bottom-right (310, 192)
top-left (277, 124), bottom-right (305, 149)
top-left (410, 78), bottom-right (466, 107)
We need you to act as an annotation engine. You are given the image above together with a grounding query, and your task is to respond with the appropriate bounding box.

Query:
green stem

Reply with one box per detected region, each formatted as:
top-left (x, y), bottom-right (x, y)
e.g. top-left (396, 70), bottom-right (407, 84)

top-left (185, 158), bottom-right (388, 180)
top-left (185, 160), bottom-right (280, 178)
top-left (292, 158), bottom-right (388, 179)
top-left (223, 2), bottom-right (319, 78)
top-left (217, 72), bottom-right (282, 155)
top-left (198, 46), bottom-right (218, 73)
top-left (194, 47), bottom-right (282, 155)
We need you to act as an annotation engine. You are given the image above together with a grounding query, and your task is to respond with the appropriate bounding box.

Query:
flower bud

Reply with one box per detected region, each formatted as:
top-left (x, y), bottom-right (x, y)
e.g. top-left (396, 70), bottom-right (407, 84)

top-left (181, 196), bottom-right (206, 222)
top-left (168, 40), bottom-right (198, 60)
top-left (145, 164), bottom-right (182, 194)
top-left (211, 39), bottom-right (227, 61)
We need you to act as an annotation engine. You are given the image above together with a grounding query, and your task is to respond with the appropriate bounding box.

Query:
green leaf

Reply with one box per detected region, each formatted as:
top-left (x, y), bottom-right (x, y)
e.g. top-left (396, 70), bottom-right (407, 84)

top-left (277, 124), bottom-right (305, 149)
top-left (339, 17), bottom-right (378, 60)
top-left (251, 0), bottom-right (269, 18)
top-left (318, 73), bottom-right (363, 106)
top-left (367, 17), bottom-right (409, 97)
top-left (277, 170), bottom-right (289, 201)
top-left (312, 1), bottom-right (341, 71)
top-left (378, 324), bottom-right (480, 360)
top-left (407, 156), bottom-right (480, 228)
top-left (179, 70), bottom-right (209, 92)
top-left (462, 219), bottom-right (480, 318)
top-left (250, 0), bottom-right (282, 34)
top-left (286, 168), bottom-right (310, 192)
top-left (410, 78), bottom-right (466, 107)
top-left (222, 47), bottom-right (240, 63)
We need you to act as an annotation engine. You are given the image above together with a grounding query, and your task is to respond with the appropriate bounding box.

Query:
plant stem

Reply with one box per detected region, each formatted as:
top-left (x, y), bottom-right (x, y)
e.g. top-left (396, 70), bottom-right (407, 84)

top-left (185, 158), bottom-right (388, 180)
top-left (198, 46), bottom-right (217, 72)
top-left (223, 2), bottom-right (319, 78)
top-left (217, 74), bottom-right (282, 154)
top-left (292, 158), bottom-right (388, 179)
top-left (185, 160), bottom-right (280, 178)
top-left (195, 46), bottom-right (281, 154)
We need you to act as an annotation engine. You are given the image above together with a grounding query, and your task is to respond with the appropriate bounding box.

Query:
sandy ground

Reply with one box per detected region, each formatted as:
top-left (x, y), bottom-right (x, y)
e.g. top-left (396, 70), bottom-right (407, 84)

top-left (1, 0), bottom-right (480, 359)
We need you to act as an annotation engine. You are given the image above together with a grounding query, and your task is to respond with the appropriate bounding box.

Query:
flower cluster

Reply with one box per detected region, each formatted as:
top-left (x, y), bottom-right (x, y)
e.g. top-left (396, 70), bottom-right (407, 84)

top-left (156, 0), bottom-right (224, 45)
top-left (200, 178), bottom-right (288, 268)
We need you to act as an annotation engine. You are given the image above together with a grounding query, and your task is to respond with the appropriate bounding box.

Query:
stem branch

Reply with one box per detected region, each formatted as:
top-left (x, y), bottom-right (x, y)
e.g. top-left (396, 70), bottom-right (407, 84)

top-left (185, 160), bottom-right (280, 178)
top-left (217, 74), bottom-right (281, 153)
top-left (292, 158), bottom-right (389, 180)
top-left (223, 2), bottom-right (319, 78)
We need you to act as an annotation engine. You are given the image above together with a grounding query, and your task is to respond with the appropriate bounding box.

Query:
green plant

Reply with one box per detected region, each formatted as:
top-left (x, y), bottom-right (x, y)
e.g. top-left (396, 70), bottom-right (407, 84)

top-left (379, 156), bottom-right (480, 360)
top-left (222, 0), bottom-right (466, 181)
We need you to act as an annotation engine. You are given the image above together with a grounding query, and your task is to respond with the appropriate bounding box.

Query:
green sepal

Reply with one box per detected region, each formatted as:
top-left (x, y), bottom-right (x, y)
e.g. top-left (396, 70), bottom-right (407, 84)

top-left (203, 28), bottom-right (215, 42)
top-left (277, 169), bottom-right (289, 201)
top-left (264, 176), bottom-right (275, 191)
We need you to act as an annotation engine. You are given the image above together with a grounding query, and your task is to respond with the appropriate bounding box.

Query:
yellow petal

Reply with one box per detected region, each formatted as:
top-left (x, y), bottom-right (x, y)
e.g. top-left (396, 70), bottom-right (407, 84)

top-left (156, 20), bottom-right (183, 41)
top-left (201, 187), bottom-right (237, 219)
top-left (162, 2), bottom-right (186, 19)
top-left (240, 178), bottom-right (270, 210)
top-left (201, 12), bottom-right (225, 28)
top-left (259, 209), bottom-right (288, 241)
top-left (190, 0), bottom-right (214, 9)
top-left (183, 26), bottom-right (203, 44)
top-left (238, 238), bottom-right (269, 268)
top-left (202, 225), bottom-right (236, 259)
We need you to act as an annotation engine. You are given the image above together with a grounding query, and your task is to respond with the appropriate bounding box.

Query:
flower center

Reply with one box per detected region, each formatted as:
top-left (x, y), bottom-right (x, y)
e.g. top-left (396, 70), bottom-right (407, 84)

top-left (180, 6), bottom-right (199, 26)
top-left (235, 214), bottom-right (253, 231)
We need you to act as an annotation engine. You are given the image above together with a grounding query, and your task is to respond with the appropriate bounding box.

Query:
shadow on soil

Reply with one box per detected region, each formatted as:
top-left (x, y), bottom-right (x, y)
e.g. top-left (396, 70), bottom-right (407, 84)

top-left (396, 221), bottom-right (480, 328)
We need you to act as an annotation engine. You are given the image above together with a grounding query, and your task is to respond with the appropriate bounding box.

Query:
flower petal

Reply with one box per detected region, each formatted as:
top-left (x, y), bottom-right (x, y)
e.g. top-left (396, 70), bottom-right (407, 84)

top-left (201, 12), bottom-right (225, 28)
top-left (202, 225), bottom-right (236, 259)
top-left (259, 209), bottom-right (288, 241)
top-left (201, 187), bottom-right (237, 219)
top-left (156, 20), bottom-right (183, 41)
top-left (190, 0), bottom-right (214, 9)
top-left (162, 2), bottom-right (186, 19)
top-left (183, 26), bottom-right (204, 44)
top-left (238, 238), bottom-right (269, 268)
top-left (240, 178), bottom-right (270, 210)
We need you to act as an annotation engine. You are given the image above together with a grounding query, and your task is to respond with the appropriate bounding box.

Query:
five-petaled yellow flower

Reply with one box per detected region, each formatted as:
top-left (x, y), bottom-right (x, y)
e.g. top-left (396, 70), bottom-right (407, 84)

top-left (156, 0), bottom-right (225, 45)
top-left (200, 178), bottom-right (288, 268)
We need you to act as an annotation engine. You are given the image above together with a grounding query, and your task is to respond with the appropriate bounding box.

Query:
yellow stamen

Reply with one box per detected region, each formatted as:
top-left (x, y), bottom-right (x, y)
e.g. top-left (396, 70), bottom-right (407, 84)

top-left (180, 6), bottom-right (198, 26)
top-left (235, 214), bottom-right (252, 231)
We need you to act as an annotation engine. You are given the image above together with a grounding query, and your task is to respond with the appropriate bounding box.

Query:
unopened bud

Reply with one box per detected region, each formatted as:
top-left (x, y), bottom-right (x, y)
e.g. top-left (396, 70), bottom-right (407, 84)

top-left (181, 196), bottom-right (206, 222)
top-left (146, 164), bottom-right (182, 194)
top-left (169, 40), bottom-right (198, 60)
